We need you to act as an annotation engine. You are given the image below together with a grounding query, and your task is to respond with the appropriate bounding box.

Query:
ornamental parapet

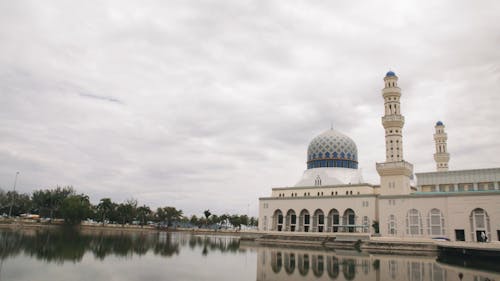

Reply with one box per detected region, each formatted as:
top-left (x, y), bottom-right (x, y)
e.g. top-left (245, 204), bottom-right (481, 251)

top-left (434, 152), bottom-right (450, 161)
top-left (382, 87), bottom-right (401, 95)
top-left (433, 132), bottom-right (447, 139)
top-left (382, 115), bottom-right (405, 128)
top-left (376, 161), bottom-right (413, 176)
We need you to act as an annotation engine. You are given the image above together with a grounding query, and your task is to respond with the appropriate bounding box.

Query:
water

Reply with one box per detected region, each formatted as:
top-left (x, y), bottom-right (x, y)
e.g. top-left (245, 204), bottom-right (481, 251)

top-left (0, 228), bottom-right (498, 281)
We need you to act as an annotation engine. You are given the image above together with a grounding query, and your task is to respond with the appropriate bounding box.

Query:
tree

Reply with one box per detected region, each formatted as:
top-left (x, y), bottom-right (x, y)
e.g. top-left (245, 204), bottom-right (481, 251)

top-left (60, 194), bottom-right (92, 225)
top-left (229, 215), bottom-right (242, 229)
top-left (209, 214), bottom-right (219, 225)
top-left (249, 217), bottom-right (258, 227)
top-left (157, 207), bottom-right (183, 226)
top-left (0, 190), bottom-right (32, 216)
top-left (32, 186), bottom-right (74, 219)
top-left (240, 215), bottom-right (249, 227)
top-left (136, 205), bottom-right (152, 227)
top-left (116, 199), bottom-right (137, 226)
top-left (189, 215), bottom-right (199, 226)
top-left (97, 198), bottom-right (115, 225)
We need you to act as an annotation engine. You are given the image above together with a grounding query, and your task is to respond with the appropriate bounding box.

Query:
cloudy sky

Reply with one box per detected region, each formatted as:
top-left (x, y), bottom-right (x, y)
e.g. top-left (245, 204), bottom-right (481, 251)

top-left (1, 1), bottom-right (499, 216)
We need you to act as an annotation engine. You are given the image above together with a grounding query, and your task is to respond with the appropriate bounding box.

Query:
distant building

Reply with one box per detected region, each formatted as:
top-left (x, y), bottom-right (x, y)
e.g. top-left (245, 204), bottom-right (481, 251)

top-left (258, 71), bottom-right (500, 242)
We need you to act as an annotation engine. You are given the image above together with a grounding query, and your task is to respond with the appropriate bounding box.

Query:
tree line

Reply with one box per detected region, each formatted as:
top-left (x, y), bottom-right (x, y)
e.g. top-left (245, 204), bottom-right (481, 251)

top-left (0, 186), bottom-right (257, 227)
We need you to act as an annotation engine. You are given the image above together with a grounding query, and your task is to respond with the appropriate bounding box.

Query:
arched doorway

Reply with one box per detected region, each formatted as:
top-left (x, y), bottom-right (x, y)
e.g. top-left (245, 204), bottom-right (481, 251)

top-left (299, 209), bottom-right (310, 232)
top-left (343, 209), bottom-right (356, 232)
top-left (273, 209), bottom-right (284, 231)
top-left (313, 209), bottom-right (325, 232)
top-left (327, 209), bottom-right (340, 232)
top-left (286, 209), bottom-right (297, 232)
top-left (470, 208), bottom-right (490, 242)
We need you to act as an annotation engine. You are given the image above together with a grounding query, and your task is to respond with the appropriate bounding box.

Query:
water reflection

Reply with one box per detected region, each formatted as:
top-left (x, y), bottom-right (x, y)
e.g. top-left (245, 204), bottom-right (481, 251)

top-left (1, 229), bottom-right (499, 281)
top-left (0, 228), bottom-right (241, 263)
top-left (256, 247), bottom-right (500, 281)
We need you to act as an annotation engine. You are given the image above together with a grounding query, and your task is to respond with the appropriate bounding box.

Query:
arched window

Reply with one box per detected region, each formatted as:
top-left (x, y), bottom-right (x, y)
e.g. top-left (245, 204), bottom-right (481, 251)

top-left (328, 209), bottom-right (340, 232)
top-left (315, 176), bottom-right (322, 186)
top-left (299, 209), bottom-right (311, 232)
top-left (314, 209), bottom-right (325, 232)
top-left (343, 209), bottom-right (356, 232)
top-left (388, 214), bottom-right (397, 235)
top-left (286, 209), bottom-right (297, 232)
top-left (274, 209), bottom-right (284, 231)
top-left (325, 152), bottom-right (330, 158)
top-left (406, 209), bottom-right (422, 235)
top-left (427, 209), bottom-right (445, 236)
top-left (470, 208), bottom-right (490, 242)
top-left (333, 152), bottom-right (338, 158)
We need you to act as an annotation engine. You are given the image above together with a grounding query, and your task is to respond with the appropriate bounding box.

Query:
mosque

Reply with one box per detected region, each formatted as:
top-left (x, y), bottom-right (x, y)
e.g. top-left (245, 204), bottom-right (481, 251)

top-left (258, 71), bottom-right (500, 242)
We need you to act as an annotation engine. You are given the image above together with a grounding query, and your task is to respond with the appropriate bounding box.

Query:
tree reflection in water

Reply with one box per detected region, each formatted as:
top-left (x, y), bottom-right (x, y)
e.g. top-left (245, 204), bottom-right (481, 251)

top-left (0, 228), bottom-right (242, 263)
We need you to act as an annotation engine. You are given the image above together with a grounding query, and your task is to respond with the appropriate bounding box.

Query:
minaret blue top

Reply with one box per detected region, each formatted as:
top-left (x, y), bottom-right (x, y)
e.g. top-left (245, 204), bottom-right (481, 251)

top-left (386, 70), bottom-right (396, 77)
top-left (436, 121), bottom-right (444, 126)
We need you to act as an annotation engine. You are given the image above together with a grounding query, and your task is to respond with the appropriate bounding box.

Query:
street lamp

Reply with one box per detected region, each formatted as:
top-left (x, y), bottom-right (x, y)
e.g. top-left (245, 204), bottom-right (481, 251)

top-left (8, 171), bottom-right (20, 218)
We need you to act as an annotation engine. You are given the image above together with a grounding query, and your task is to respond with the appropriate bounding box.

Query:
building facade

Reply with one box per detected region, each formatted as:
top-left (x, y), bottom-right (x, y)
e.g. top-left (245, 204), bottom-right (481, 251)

top-left (258, 71), bottom-right (500, 242)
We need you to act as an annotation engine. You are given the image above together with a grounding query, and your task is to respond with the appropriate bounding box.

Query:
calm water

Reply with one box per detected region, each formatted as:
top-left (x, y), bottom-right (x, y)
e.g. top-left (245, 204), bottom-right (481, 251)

top-left (0, 228), bottom-right (498, 281)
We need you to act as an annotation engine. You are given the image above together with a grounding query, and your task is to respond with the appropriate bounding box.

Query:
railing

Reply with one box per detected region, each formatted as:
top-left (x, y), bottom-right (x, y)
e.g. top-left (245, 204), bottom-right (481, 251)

top-left (376, 161), bottom-right (413, 171)
top-left (382, 115), bottom-right (404, 123)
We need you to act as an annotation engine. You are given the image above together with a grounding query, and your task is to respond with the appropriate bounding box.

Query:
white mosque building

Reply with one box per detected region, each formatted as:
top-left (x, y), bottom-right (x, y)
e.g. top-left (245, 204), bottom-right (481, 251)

top-left (258, 71), bottom-right (500, 242)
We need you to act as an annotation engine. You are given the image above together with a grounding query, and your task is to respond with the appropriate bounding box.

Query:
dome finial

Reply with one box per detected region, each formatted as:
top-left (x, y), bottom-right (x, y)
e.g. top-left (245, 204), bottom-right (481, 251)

top-left (330, 121), bottom-right (333, 130)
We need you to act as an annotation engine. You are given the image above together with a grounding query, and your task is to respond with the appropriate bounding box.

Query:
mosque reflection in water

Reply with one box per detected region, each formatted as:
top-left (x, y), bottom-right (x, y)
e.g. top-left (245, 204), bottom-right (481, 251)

top-left (1, 229), bottom-right (499, 281)
top-left (255, 247), bottom-right (498, 281)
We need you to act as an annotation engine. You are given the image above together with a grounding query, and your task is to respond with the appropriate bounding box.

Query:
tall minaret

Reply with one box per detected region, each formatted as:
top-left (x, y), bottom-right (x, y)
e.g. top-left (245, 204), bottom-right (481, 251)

top-left (433, 121), bottom-right (450, 171)
top-left (382, 71), bottom-right (404, 162)
top-left (376, 71), bottom-right (413, 195)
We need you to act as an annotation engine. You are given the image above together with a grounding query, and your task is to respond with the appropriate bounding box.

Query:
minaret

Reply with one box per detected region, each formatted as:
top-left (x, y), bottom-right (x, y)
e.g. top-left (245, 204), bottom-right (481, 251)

top-left (433, 121), bottom-right (450, 171)
top-left (376, 71), bottom-right (413, 195)
top-left (381, 71), bottom-right (404, 162)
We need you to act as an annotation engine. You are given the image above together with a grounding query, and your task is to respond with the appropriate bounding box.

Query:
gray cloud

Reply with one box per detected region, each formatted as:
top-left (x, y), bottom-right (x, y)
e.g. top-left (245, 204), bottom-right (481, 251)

top-left (1, 0), bottom-right (499, 216)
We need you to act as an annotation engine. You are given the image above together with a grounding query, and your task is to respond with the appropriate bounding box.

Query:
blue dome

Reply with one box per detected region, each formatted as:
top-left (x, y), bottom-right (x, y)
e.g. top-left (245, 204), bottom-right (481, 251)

top-left (436, 121), bottom-right (444, 126)
top-left (306, 129), bottom-right (358, 170)
top-left (386, 70), bottom-right (396, 77)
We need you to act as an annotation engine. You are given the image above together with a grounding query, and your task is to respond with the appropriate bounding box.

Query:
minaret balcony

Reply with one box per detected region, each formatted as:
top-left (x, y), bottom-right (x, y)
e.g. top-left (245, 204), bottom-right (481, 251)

top-left (376, 161), bottom-right (413, 176)
top-left (433, 133), bottom-right (447, 139)
top-left (382, 115), bottom-right (405, 127)
top-left (434, 153), bottom-right (450, 162)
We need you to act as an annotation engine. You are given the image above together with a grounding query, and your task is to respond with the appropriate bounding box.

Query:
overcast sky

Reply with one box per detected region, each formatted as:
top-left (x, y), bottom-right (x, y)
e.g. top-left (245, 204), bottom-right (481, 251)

top-left (1, 1), bottom-right (499, 216)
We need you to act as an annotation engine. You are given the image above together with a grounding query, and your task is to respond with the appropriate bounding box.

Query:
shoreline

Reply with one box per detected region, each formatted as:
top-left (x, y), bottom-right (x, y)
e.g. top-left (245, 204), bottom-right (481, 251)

top-left (2, 221), bottom-right (500, 258)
